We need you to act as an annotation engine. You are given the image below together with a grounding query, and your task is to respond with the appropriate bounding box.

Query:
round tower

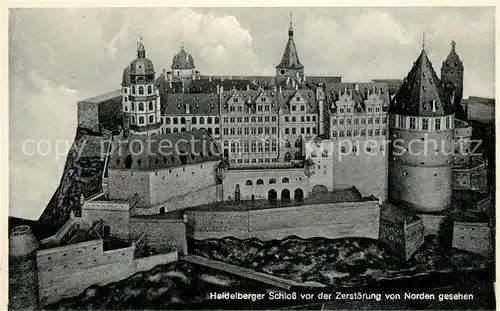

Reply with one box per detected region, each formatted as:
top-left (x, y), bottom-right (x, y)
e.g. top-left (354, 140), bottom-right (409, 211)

top-left (389, 48), bottom-right (455, 212)
top-left (122, 39), bottom-right (161, 136)
top-left (9, 226), bottom-right (40, 310)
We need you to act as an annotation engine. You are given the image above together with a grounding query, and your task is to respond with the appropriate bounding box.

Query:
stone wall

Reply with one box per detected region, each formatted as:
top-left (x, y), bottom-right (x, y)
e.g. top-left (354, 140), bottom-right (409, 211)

top-left (404, 219), bottom-right (425, 259)
top-left (130, 218), bottom-right (188, 254)
top-left (134, 251), bottom-right (178, 272)
top-left (133, 185), bottom-right (222, 215)
top-left (186, 201), bottom-right (380, 241)
top-left (108, 161), bottom-right (219, 208)
top-left (82, 201), bottom-right (130, 240)
top-left (36, 239), bottom-right (135, 306)
top-left (222, 168), bottom-right (309, 201)
top-left (452, 222), bottom-right (493, 257)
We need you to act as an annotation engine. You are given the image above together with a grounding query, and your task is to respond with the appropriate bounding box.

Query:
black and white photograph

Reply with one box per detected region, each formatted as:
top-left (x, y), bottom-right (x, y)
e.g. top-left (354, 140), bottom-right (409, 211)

top-left (6, 4), bottom-right (496, 310)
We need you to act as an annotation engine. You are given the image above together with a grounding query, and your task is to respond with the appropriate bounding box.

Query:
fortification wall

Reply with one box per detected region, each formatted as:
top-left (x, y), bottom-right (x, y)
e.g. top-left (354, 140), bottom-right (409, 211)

top-left (130, 218), bottom-right (187, 254)
top-left (82, 201), bottom-right (130, 240)
top-left (222, 168), bottom-right (309, 201)
top-left (452, 222), bottom-right (493, 256)
top-left (133, 184), bottom-right (221, 215)
top-left (36, 240), bottom-right (135, 306)
top-left (108, 170), bottom-right (151, 205)
top-left (186, 201), bottom-right (380, 241)
top-left (134, 251), bottom-right (178, 272)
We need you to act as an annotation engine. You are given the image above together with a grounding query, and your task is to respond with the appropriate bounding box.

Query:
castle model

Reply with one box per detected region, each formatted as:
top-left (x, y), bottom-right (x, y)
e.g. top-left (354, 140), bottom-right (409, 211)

top-left (9, 18), bottom-right (493, 308)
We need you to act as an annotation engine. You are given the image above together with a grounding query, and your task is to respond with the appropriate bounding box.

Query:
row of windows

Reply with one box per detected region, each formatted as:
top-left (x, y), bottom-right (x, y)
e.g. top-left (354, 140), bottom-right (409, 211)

top-left (332, 117), bottom-right (387, 126)
top-left (284, 127), bottom-right (317, 135)
top-left (223, 127), bottom-right (277, 136)
top-left (336, 106), bottom-right (384, 114)
top-left (245, 177), bottom-right (290, 186)
top-left (125, 101), bottom-right (156, 113)
top-left (131, 115), bottom-right (155, 125)
top-left (225, 140), bottom-right (278, 153)
top-left (332, 128), bottom-right (387, 138)
top-left (391, 115), bottom-right (453, 131)
top-left (128, 85), bottom-right (154, 96)
top-left (161, 127), bottom-right (220, 135)
top-left (229, 104), bottom-right (272, 112)
top-left (284, 115), bottom-right (317, 122)
top-left (230, 96), bottom-right (269, 103)
top-left (164, 116), bottom-right (220, 125)
top-left (235, 158), bottom-right (278, 163)
top-left (223, 116), bottom-right (277, 123)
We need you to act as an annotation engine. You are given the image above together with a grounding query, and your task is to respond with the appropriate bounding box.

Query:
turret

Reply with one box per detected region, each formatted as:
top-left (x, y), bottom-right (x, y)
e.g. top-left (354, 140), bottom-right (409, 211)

top-left (121, 39), bottom-right (161, 136)
top-left (441, 39), bottom-right (465, 119)
top-left (276, 13), bottom-right (305, 86)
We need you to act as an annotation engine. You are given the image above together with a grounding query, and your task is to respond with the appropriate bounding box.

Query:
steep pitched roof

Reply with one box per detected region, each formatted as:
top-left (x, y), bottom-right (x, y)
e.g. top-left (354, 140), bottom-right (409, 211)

top-left (392, 49), bottom-right (454, 117)
top-left (276, 21), bottom-right (303, 70)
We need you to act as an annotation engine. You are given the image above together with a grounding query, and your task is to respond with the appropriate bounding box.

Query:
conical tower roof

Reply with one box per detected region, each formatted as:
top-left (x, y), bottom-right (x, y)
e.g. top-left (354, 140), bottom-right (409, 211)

top-left (276, 14), bottom-right (303, 70)
top-left (393, 49), bottom-right (454, 117)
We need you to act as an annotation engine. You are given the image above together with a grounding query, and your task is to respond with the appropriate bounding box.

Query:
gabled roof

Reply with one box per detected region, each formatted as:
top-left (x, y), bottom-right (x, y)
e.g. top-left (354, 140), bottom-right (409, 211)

top-left (392, 49), bottom-right (454, 117)
top-left (278, 89), bottom-right (318, 113)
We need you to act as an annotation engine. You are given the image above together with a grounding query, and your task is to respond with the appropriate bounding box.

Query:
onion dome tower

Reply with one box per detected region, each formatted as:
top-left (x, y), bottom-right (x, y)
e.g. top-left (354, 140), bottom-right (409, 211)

top-left (389, 45), bottom-right (455, 212)
top-left (441, 40), bottom-right (465, 120)
top-left (121, 39), bottom-right (161, 136)
top-left (276, 13), bottom-right (304, 86)
top-left (171, 43), bottom-right (196, 80)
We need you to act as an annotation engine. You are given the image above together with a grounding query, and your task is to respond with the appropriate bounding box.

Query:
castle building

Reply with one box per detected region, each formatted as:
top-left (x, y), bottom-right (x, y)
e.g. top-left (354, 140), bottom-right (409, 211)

top-left (441, 40), bottom-right (465, 120)
top-left (389, 48), bottom-right (455, 212)
top-left (121, 41), bottom-right (162, 136)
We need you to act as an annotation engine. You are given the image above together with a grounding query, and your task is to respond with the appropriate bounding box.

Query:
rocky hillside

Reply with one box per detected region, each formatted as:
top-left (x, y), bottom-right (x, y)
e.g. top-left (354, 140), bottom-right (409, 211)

top-left (33, 128), bottom-right (107, 239)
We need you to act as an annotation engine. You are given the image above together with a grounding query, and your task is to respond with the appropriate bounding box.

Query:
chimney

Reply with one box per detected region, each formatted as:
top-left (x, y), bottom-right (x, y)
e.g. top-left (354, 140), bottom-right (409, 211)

top-left (221, 76), bottom-right (224, 82)
top-left (279, 85), bottom-right (282, 94)
top-left (209, 76), bottom-right (212, 82)
top-left (217, 84), bottom-right (220, 94)
top-left (246, 84), bottom-right (250, 91)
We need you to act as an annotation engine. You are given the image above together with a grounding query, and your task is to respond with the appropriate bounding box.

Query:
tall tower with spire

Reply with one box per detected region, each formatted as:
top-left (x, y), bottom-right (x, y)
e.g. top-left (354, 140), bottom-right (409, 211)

top-left (121, 39), bottom-right (161, 136)
top-left (441, 39), bottom-right (465, 119)
top-left (276, 13), bottom-right (304, 86)
top-left (389, 46), bottom-right (455, 212)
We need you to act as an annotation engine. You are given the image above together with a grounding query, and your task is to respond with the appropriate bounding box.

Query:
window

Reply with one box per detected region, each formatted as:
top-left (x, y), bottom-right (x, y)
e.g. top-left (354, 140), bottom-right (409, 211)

top-left (131, 102), bottom-right (135, 111)
top-left (341, 146), bottom-right (346, 154)
top-left (181, 117), bottom-right (186, 124)
top-left (375, 129), bottom-right (380, 136)
top-left (346, 119), bottom-right (351, 125)
top-left (353, 130), bottom-right (358, 136)
top-left (147, 85), bottom-right (152, 94)
top-left (422, 118), bottom-right (429, 130)
top-left (398, 115), bottom-right (404, 128)
top-left (375, 118), bottom-right (380, 124)
top-left (339, 130), bottom-right (344, 137)
top-left (435, 118), bottom-right (441, 130)
top-left (131, 116), bottom-right (136, 124)
top-left (332, 131), bottom-right (337, 138)
top-left (353, 118), bottom-right (358, 125)
top-left (138, 86), bottom-right (144, 95)
top-left (445, 116), bottom-right (450, 129)
top-left (149, 115), bottom-right (154, 123)
top-left (339, 119), bottom-right (344, 125)
top-left (382, 129), bottom-right (387, 135)
top-left (346, 130), bottom-right (351, 137)
top-left (312, 116), bottom-right (316, 122)
top-left (332, 119), bottom-right (337, 125)
top-left (215, 117), bottom-right (220, 124)
top-left (138, 116), bottom-right (144, 124)
top-left (339, 108), bottom-right (344, 113)
top-left (207, 117), bottom-right (212, 124)
top-left (269, 178), bottom-right (276, 184)
top-left (368, 129), bottom-right (373, 136)
top-left (139, 102), bottom-right (144, 111)
top-left (148, 101), bottom-right (154, 111)
top-left (245, 180), bottom-right (253, 186)
top-left (353, 146), bottom-right (357, 153)
top-left (368, 107), bottom-right (373, 112)
top-left (409, 117), bottom-right (416, 130)
top-left (282, 177), bottom-right (289, 183)
top-left (285, 116), bottom-right (289, 122)
top-left (251, 141), bottom-right (256, 152)
top-left (285, 128), bottom-right (289, 134)
top-left (361, 129), bottom-right (365, 136)
top-left (368, 118), bottom-right (372, 124)
top-left (361, 118), bottom-right (365, 124)
top-left (200, 117), bottom-right (205, 124)
top-left (244, 141), bottom-right (250, 153)
top-left (382, 117), bottom-right (387, 124)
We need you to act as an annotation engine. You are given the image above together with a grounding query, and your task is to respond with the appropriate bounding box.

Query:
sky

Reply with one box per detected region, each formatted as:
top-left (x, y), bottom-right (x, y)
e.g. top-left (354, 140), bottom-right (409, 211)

top-left (8, 7), bottom-right (495, 220)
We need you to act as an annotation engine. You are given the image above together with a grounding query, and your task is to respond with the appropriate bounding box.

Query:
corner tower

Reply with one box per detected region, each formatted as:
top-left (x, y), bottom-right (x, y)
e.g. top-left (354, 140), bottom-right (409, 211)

top-left (441, 40), bottom-right (465, 119)
top-left (389, 48), bottom-right (455, 212)
top-left (121, 40), bottom-right (161, 136)
top-left (276, 13), bottom-right (304, 86)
